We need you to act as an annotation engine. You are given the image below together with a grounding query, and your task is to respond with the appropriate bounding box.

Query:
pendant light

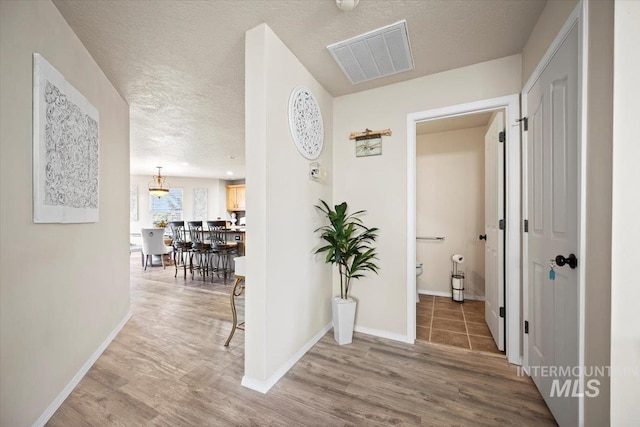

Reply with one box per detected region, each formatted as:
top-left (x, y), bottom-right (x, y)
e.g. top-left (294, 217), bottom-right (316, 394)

top-left (148, 166), bottom-right (170, 198)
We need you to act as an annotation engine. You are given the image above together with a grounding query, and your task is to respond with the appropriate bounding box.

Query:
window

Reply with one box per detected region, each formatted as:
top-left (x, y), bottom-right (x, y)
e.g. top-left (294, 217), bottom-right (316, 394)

top-left (150, 188), bottom-right (182, 228)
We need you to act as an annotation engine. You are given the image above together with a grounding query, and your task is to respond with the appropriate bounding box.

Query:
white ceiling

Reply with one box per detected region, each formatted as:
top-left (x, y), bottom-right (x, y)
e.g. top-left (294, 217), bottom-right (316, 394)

top-left (416, 112), bottom-right (494, 135)
top-left (52, 0), bottom-right (546, 179)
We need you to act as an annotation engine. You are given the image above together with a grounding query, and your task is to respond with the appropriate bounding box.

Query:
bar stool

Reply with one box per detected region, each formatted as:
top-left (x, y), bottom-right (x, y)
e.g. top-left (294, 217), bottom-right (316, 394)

top-left (207, 220), bottom-right (238, 284)
top-left (187, 221), bottom-right (211, 280)
top-left (225, 256), bottom-right (245, 346)
top-left (169, 221), bottom-right (189, 279)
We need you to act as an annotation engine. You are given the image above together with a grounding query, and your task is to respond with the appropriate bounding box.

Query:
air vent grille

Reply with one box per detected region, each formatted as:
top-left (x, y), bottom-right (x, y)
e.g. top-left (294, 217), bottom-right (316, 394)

top-left (327, 20), bottom-right (414, 85)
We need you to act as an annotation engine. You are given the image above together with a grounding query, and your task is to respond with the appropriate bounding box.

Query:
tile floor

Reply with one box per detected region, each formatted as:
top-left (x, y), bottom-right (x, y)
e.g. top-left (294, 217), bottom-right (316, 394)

top-left (416, 295), bottom-right (503, 354)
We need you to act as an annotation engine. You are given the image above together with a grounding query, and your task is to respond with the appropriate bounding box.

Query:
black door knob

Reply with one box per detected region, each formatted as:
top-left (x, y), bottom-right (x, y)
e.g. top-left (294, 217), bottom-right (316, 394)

top-left (555, 254), bottom-right (578, 269)
top-left (479, 234), bottom-right (487, 241)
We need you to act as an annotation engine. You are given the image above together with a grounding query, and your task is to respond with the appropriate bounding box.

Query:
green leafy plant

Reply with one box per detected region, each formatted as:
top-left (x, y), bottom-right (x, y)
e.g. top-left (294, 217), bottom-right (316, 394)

top-left (315, 200), bottom-right (379, 299)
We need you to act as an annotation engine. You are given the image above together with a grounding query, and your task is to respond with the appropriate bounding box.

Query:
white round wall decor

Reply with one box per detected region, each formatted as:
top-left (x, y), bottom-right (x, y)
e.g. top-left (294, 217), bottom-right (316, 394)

top-left (288, 86), bottom-right (324, 160)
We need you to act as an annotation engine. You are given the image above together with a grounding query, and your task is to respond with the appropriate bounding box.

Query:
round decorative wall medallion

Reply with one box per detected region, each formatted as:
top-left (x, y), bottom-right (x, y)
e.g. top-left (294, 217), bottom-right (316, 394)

top-left (288, 86), bottom-right (324, 160)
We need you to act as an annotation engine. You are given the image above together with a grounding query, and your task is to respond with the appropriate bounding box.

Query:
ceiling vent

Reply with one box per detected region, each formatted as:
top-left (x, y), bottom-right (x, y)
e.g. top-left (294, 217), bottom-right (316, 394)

top-left (327, 20), bottom-right (414, 85)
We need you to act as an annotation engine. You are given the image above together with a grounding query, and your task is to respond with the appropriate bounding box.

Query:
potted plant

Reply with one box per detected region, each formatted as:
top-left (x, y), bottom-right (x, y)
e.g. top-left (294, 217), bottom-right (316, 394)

top-left (315, 200), bottom-right (379, 345)
top-left (155, 219), bottom-right (169, 229)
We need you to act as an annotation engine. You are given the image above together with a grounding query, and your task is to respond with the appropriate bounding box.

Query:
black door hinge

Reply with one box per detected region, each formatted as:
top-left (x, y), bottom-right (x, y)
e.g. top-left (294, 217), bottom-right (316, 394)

top-left (499, 307), bottom-right (505, 318)
top-left (499, 131), bottom-right (505, 143)
top-left (524, 219), bottom-right (529, 233)
top-left (517, 117), bottom-right (529, 131)
top-left (524, 321), bottom-right (529, 334)
top-left (499, 219), bottom-right (505, 230)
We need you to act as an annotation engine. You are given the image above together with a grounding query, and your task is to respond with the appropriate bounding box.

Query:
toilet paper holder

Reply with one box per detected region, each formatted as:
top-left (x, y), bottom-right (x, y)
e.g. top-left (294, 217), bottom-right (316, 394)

top-left (451, 255), bottom-right (465, 303)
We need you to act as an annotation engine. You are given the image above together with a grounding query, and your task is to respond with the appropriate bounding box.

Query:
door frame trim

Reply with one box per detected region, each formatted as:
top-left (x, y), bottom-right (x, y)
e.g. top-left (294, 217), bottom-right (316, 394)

top-left (521, 1), bottom-right (587, 424)
top-left (406, 94), bottom-right (521, 365)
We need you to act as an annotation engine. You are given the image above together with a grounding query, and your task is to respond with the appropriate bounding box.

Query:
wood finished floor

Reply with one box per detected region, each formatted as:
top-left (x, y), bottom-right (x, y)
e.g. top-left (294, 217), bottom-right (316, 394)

top-left (47, 260), bottom-right (556, 426)
top-left (130, 253), bottom-right (239, 295)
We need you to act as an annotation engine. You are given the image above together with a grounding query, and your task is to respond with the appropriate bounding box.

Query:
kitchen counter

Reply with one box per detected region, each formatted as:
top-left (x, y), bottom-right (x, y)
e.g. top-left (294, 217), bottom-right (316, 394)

top-left (222, 229), bottom-right (246, 256)
top-left (222, 228), bottom-right (245, 233)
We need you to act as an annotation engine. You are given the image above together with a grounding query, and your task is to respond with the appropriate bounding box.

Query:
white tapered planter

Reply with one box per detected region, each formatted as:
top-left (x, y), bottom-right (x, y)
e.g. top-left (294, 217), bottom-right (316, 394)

top-left (332, 297), bottom-right (356, 345)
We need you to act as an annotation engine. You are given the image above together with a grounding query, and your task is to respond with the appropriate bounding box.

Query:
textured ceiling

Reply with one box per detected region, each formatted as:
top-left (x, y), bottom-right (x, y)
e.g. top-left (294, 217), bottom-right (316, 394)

top-left (53, 0), bottom-right (546, 179)
top-left (416, 111), bottom-right (493, 135)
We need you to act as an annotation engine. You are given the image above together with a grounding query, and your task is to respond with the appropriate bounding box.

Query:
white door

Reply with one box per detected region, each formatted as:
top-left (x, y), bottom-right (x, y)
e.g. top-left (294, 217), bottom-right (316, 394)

top-left (525, 23), bottom-right (580, 426)
top-left (484, 112), bottom-right (505, 351)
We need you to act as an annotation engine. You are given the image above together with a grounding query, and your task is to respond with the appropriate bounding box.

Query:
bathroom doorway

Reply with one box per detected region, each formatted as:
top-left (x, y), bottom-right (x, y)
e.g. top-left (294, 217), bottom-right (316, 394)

top-left (414, 110), bottom-right (504, 354)
top-left (406, 95), bottom-right (522, 365)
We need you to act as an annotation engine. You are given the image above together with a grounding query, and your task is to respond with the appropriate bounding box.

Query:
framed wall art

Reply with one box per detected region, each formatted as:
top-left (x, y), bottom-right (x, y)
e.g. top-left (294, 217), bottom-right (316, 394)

top-left (355, 135), bottom-right (382, 157)
top-left (193, 188), bottom-right (208, 220)
top-left (33, 53), bottom-right (100, 223)
top-left (349, 128), bottom-right (391, 158)
top-left (130, 185), bottom-right (138, 221)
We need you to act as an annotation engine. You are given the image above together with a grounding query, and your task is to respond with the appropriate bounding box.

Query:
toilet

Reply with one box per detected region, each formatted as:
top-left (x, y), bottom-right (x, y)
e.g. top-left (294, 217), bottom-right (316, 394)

top-left (416, 262), bottom-right (423, 303)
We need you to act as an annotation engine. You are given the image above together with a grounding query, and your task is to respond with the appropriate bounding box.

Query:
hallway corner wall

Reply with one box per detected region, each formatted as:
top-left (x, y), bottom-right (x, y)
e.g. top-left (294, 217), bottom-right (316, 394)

top-left (611, 0), bottom-right (639, 423)
top-left (244, 23), bottom-right (333, 388)
top-left (0, 1), bottom-right (130, 425)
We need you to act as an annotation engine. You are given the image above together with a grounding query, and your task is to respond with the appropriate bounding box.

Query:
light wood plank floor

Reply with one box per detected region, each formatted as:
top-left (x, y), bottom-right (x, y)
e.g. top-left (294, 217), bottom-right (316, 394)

top-left (47, 261), bottom-right (556, 426)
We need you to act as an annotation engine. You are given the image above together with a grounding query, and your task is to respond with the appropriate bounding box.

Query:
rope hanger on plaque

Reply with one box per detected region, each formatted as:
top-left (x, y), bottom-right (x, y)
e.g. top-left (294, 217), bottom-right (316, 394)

top-left (349, 128), bottom-right (392, 157)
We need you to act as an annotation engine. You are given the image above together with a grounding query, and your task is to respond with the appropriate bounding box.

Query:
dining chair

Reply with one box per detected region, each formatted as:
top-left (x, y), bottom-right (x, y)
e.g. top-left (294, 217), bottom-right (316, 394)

top-left (141, 228), bottom-right (173, 270)
top-left (129, 232), bottom-right (144, 267)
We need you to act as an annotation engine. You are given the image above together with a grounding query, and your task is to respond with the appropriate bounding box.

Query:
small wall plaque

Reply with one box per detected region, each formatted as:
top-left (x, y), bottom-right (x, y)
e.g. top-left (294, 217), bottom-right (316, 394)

top-left (355, 135), bottom-right (382, 157)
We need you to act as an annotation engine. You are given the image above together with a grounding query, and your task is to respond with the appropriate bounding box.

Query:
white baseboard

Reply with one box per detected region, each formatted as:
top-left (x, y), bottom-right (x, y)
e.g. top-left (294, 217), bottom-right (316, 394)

top-left (418, 289), bottom-right (485, 301)
top-left (33, 311), bottom-right (132, 427)
top-left (354, 325), bottom-right (413, 344)
top-left (241, 321), bottom-right (332, 394)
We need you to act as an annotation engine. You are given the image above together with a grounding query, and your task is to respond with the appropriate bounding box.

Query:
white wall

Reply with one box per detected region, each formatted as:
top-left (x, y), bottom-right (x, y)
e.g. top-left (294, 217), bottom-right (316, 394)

top-left (333, 54), bottom-right (521, 338)
top-left (521, 0), bottom-right (579, 84)
top-left (416, 126), bottom-right (485, 298)
top-left (130, 174), bottom-right (227, 233)
top-left (0, 1), bottom-right (130, 425)
top-left (244, 24), bottom-right (333, 387)
top-left (611, 0), bottom-right (640, 423)
top-left (583, 1), bottom-right (613, 423)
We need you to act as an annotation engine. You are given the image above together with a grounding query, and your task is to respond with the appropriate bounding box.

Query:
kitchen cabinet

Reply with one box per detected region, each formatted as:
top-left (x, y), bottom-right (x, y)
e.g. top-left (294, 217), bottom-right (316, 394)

top-left (226, 185), bottom-right (246, 211)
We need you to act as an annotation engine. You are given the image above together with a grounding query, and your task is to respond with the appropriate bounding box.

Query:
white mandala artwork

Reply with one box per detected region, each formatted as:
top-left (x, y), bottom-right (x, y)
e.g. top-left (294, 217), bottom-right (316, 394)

top-left (288, 86), bottom-right (324, 160)
top-left (33, 53), bottom-right (99, 223)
